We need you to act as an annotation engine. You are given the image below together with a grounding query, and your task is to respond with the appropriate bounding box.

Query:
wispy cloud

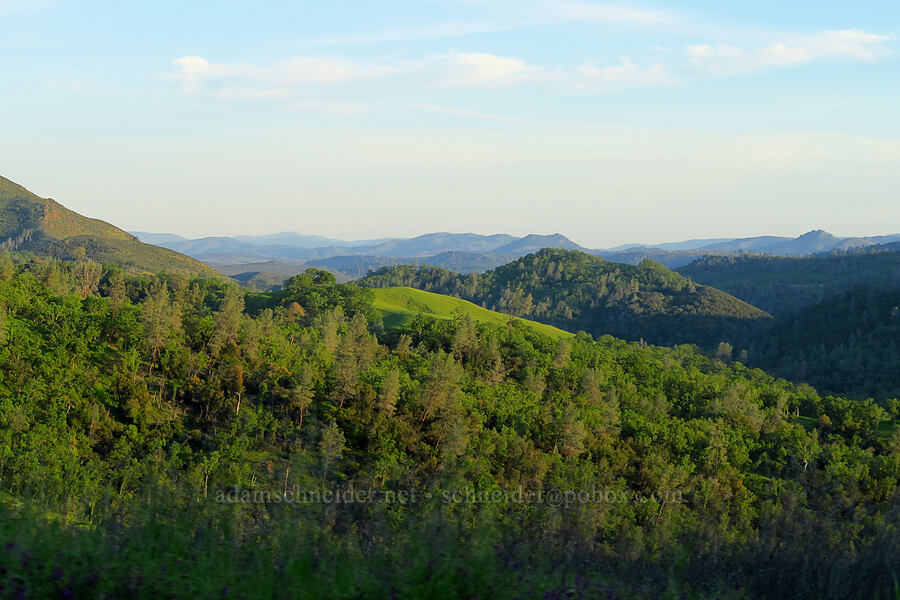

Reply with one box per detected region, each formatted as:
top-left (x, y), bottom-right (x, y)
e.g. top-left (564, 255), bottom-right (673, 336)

top-left (171, 26), bottom-right (892, 107)
top-left (0, 0), bottom-right (51, 13)
top-left (169, 54), bottom-right (531, 118)
top-left (686, 30), bottom-right (892, 76)
top-left (396, 102), bottom-right (517, 120)
top-left (575, 58), bottom-right (672, 91)
top-left (433, 51), bottom-right (554, 87)
top-left (281, 99), bottom-right (515, 120)
top-left (171, 51), bottom-right (555, 94)
top-left (304, 1), bottom-right (675, 46)
top-left (281, 100), bottom-right (379, 115)
top-left (805, 29), bottom-right (892, 61)
top-left (307, 21), bottom-right (517, 46)
top-left (539, 1), bottom-right (673, 25)
top-left (171, 51), bottom-right (668, 97)
top-left (209, 87), bottom-right (297, 101)
top-left (686, 43), bottom-right (812, 74)
top-left (171, 55), bottom-right (415, 93)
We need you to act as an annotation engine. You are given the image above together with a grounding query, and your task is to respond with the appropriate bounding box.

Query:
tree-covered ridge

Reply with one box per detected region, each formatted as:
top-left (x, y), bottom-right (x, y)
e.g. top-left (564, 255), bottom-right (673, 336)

top-left (0, 175), bottom-right (221, 278)
top-left (677, 247), bottom-right (900, 318)
top-left (360, 248), bottom-right (771, 348)
top-left (0, 254), bottom-right (896, 598)
top-left (747, 285), bottom-right (900, 400)
top-left (675, 249), bottom-right (900, 399)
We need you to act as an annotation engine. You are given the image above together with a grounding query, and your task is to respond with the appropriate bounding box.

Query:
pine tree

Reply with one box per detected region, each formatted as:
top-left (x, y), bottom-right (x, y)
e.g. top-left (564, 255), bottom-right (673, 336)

top-left (107, 269), bottom-right (128, 318)
top-left (0, 253), bottom-right (13, 281)
top-left (209, 286), bottom-right (244, 358)
top-left (556, 402), bottom-right (587, 460)
top-left (319, 421), bottom-right (345, 485)
top-left (377, 367), bottom-right (400, 418)
top-left (420, 352), bottom-right (462, 422)
top-left (73, 259), bottom-right (103, 299)
top-left (553, 338), bottom-right (571, 369)
top-left (451, 313), bottom-right (477, 363)
top-left (140, 284), bottom-right (181, 376)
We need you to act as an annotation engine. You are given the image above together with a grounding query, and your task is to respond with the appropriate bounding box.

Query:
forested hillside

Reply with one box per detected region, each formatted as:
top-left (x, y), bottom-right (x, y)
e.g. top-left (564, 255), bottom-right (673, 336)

top-left (360, 248), bottom-right (771, 348)
top-left (1, 253), bottom-right (895, 598)
top-left (748, 285), bottom-right (900, 400)
top-left (678, 248), bottom-right (900, 317)
top-left (677, 248), bottom-right (900, 399)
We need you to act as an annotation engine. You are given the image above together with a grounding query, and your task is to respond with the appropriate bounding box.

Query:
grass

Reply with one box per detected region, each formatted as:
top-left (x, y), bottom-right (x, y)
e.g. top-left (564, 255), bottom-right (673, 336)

top-left (372, 286), bottom-right (573, 339)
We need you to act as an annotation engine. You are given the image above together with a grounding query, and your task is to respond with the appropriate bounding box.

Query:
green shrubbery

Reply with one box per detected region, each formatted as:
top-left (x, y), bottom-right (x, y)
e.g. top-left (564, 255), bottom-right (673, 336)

top-left (0, 257), bottom-right (897, 599)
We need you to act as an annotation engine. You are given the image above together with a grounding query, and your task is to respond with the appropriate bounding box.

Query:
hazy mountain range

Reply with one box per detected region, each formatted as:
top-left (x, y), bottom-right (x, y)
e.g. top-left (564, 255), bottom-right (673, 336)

top-left (3, 172), bottom-right (897, 285)
top-left (133, 228), bottom-right (900, 280)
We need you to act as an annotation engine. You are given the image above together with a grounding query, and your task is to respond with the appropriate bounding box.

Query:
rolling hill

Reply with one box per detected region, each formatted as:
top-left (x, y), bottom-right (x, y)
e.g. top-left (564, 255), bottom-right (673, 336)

top-left (360, 248), bottom-right (771, 347)
top-left (1, 175), bottom-right (220, 277)
top-left (372, 286), bottom-right (573, 339)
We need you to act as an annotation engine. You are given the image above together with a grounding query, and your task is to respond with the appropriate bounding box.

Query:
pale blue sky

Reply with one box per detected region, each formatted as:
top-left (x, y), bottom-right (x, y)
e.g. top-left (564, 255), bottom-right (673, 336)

top-left (1, 1), bottom-right (898, 246)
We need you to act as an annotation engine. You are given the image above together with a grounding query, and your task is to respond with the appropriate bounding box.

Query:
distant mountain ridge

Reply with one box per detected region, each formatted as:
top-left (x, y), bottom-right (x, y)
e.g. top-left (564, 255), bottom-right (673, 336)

top-left (130, 231), bottom-right (188, 245)
top-left (592, 230), bottom-right (900, 267)
top-left (600, 229), bottom-right (900, 254)
top-left (134, 228), bottom-right (900, 279)
top-left (138, 231), bottom-right (579, 261)
top-left (1, 176), bottom-right (220, 277)
top-left (234, 232), bottom-right (349, 248)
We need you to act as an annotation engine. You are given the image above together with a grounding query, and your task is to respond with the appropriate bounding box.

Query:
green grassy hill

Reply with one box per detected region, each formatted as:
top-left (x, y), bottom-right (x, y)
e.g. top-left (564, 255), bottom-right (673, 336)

top-left (0, 175), bottom-right (221, 277)
top-left (372, 286), bottom-right (573, 339)
top-left (361, 249), bottom-right (771, 347)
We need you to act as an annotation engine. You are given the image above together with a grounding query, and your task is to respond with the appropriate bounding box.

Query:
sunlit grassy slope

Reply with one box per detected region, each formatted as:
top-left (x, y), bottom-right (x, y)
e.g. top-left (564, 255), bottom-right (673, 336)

top-left (372, 286), bottom-right (573, 339)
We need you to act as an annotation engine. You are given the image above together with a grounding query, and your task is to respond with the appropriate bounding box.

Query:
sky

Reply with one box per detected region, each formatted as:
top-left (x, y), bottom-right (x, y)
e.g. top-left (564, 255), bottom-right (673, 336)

top-left (1, 0), bottom-right (899, 247)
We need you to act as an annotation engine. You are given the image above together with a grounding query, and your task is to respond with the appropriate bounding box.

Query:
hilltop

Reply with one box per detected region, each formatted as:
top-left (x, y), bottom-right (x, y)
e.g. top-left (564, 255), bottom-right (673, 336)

top-left (360, 248), bottom-right (771, 347)
top-left (0, 175), bottom-right (220, 277)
